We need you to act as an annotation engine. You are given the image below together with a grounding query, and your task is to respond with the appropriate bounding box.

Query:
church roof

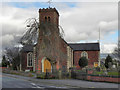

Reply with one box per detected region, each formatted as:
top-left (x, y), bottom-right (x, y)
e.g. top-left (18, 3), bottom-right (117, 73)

top-left (21, 45), bottom-right (34, 52)
top-left (68, 43), bottom-right (100, 51)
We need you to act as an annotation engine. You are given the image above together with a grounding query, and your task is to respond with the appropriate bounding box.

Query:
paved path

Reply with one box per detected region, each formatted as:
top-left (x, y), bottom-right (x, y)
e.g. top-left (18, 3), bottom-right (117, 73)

top-left (2, 73), bottom-right (120, 89)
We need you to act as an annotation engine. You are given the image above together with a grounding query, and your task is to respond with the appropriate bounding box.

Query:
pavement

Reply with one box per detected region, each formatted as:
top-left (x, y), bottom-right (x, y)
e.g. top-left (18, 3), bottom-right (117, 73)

top-left (2, 73), bottom-right (120, 89)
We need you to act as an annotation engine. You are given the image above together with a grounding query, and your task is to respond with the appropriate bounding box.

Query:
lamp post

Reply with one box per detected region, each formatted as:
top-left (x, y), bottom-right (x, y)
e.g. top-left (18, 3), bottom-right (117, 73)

top-left (98, 26), bottom-right (101, 67)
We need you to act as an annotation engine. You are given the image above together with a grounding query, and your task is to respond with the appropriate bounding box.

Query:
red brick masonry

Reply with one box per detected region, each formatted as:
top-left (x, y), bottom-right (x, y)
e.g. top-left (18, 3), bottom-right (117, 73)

top-left (87, 75), bottom-right (120, 83)
top-left (74, 51), bottom-right (99, 68)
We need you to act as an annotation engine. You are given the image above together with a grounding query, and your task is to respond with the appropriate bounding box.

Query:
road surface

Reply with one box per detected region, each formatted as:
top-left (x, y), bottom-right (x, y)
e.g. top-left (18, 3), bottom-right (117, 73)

top-left (2, 74), bottom-right (68, 89)
top-left (1, 73), bottom-right (120, 90)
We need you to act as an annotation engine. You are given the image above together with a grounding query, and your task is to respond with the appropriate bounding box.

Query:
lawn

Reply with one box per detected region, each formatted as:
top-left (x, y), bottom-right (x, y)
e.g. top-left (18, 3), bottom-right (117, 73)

top-left (107, 72), bottom-right (120, 76)
top-left (94, 71), bottom-right (120, 76)
top-left (94, 71), bottom-right (104, 75)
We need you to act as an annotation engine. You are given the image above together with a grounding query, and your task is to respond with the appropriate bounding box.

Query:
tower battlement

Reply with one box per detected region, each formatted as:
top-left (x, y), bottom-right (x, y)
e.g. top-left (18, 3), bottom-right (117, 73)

top-left (39, 7), bottom-right (59, 26)
top-left (39, 8), bottom-right (59, 16)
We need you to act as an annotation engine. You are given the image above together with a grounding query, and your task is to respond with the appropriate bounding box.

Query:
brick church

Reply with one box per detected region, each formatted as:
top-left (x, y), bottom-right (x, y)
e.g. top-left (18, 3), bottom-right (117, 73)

top-left (21, 8), bottom-right (100, 73)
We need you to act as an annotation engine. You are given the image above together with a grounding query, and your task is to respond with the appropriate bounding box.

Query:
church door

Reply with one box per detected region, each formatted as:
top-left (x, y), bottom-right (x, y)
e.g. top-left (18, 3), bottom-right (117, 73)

top-left (44, 59), bottom-right (51, 72)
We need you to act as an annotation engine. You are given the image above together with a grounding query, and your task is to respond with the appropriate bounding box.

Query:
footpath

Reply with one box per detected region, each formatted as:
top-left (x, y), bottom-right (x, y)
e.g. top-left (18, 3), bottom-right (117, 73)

top-left (2, 73), bottom-right (119, 89)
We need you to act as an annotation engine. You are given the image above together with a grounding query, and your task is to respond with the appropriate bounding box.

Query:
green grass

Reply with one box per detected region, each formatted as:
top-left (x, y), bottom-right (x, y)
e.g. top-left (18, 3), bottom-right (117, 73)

top-left (95, 71), bottom-right (104, 75)
top-left (108, 72), bottom-right (120, 76)
top-left (94, 71), bottom-right (120, 76)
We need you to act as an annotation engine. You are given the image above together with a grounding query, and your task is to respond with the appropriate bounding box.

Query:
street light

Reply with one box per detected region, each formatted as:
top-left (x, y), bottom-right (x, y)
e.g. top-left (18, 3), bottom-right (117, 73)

top-left (98, 26), bottom-right (101, 67)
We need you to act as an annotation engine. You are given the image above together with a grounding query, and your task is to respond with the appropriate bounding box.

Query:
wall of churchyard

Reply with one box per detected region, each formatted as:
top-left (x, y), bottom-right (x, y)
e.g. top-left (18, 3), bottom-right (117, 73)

top-left (87, 75), bottom-right (120, 83)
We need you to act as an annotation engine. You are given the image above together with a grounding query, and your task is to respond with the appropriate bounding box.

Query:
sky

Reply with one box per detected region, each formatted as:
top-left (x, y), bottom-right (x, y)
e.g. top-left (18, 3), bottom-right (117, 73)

top-left (0, 0), bottom-right (119, 60)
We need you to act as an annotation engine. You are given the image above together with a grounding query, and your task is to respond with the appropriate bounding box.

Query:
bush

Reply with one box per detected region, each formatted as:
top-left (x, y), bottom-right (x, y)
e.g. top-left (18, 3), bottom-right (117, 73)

top-left (105, 55), bottom-right (112, 69)
top-left (36, 73), bottom-right (59, 79)
top-left (3, 69), bottom-right (34, 77)
top-left (49, 74), bottom-right (56, 79)
top-left (78, 57), bottom-right (88, 68)
top-left (36, 73), bottom-right (46, 79)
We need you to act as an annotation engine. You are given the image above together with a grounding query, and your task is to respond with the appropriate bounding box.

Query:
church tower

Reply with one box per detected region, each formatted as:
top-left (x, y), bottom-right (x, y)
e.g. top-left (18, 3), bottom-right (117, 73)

top-left (39, 8), bottom-right (59, 26)
top-left (36, 7), bottom-right (67, 73)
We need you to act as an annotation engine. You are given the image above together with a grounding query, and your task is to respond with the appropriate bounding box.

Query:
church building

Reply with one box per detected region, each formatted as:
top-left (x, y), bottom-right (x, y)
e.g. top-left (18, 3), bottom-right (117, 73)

top-left (21, 8), bottom-right (100, 73)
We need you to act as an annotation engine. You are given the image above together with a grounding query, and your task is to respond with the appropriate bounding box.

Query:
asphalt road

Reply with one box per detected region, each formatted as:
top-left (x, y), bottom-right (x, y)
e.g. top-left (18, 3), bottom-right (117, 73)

top-left (2, 75), bottom-right (39, 88)
top-left (1, 73), bottom-right (120, 90)
top-left (2, 74), bottom-right (68, 89)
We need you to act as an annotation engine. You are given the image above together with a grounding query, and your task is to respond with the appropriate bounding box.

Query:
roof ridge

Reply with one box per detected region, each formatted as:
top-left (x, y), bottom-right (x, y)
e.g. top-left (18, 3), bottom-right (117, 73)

top-left (68, 43), bottom-right (99, 45)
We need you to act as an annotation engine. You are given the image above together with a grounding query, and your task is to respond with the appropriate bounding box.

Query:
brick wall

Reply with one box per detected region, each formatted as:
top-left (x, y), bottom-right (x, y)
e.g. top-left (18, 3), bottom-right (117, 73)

top-left (73, 51), bottom-right (99, 69)
top-left (39, 8), bottom-right (59, 26)
top-left (87, 75), bottom-right (120, 83)
top-left (37, 38), bottom-right (68, 72)
top-left (21, 52), bottom-right (33, 71)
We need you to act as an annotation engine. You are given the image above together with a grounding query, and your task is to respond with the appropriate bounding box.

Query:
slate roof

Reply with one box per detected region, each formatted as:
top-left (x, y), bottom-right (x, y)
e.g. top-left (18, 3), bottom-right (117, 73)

top-left (68, 43), bottom-right (100, 51)
top-left (21, 45), bottom-right (34, 52)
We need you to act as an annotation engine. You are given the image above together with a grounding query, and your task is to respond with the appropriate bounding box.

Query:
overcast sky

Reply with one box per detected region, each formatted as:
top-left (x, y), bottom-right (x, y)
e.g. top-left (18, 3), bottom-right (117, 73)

top-left (0, 0), bottom-right (119, 60)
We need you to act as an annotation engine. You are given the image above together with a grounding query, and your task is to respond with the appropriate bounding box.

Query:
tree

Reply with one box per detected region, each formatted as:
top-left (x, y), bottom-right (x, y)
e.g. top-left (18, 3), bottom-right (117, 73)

top-left (78, 57), bottom-right (88, 68)
top-left (112, 40), bottom-right (120, 60)
top-left (5, 47), bottom-right (20, 70)
top-left (20, 18), bottom-right (65, 46)
top-left (2, 55), bottom-right (9, 67)
top-left (105, 54), bottom-right (112, 69)
top-left (20, 18), bottom-right (39, 45)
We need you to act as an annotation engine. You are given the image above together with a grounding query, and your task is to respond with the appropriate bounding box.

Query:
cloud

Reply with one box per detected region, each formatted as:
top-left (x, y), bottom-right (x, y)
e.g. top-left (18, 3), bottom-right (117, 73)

top-left (1, 4), bottom-right (38, 49)
top-left (56, 2), bottom-right (118, 53)
top-left (58, 2), bottom-right (118, 43)
top-left (101, 43), bottom-right (117, 53)
top-left (1, 2), bottom-right (118, 54)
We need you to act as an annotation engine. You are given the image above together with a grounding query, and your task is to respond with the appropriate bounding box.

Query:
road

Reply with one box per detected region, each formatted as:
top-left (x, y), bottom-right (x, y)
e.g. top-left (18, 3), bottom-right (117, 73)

top-left (1, 73), bottom-right (120, 90)
top-left (2, 74), bottom-right (68, 89)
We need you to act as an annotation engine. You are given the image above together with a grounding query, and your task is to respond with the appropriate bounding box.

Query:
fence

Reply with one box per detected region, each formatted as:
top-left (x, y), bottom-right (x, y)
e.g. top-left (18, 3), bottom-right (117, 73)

top-left (70, 69), bottom-right (120, 83)
top-left (71, 69), bottom-right (87, 80)
top-left (36, 68), bottom-right (69, 79)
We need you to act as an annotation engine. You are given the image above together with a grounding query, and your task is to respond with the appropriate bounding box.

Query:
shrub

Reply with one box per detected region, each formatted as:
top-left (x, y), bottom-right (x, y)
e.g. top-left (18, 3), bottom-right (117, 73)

top-left (105, 55), bottom-right (112, 69)
top-left (78, 57), bottom-right (88, 68)
top-left (36, 73), bottom-right (46, 79)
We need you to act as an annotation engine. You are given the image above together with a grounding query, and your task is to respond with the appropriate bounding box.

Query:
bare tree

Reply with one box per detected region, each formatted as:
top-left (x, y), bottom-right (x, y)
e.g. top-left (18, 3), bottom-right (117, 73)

top-left (20, 18), bottom-right (65, 46)
top-left (113, 40), bottom-right (120, 60)
top-left (5, 47), bottom-right (20, 70)
top-left (20, 18), bottom-right (39, 45)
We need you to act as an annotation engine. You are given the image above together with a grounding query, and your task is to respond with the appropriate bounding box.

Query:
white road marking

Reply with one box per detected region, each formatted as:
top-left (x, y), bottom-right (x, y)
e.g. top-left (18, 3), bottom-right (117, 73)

top-left (31, 83), bottom-right (36, 86)
top-left (36, 86), bottom-right (43, 88)
top-left (31, 83), bottom-right (44, 88)
top-left (31, 83), bottom-right (67, 89)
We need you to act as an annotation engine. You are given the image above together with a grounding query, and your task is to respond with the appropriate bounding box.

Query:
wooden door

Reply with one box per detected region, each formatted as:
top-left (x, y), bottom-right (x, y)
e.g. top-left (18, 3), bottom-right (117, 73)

top-left (44, 59), bottom-right (51, 72)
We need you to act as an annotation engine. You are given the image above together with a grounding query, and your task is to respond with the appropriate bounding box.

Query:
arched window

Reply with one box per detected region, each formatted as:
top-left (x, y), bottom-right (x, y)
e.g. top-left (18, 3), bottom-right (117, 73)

top-left (48, 17), bottom-right (50, 22)
top-left (81, 51), bottom-right (88, 59)
top-left (27, 52), bottom-right (33, 67)
top-left (45, 16), bottom-right (47, 22)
